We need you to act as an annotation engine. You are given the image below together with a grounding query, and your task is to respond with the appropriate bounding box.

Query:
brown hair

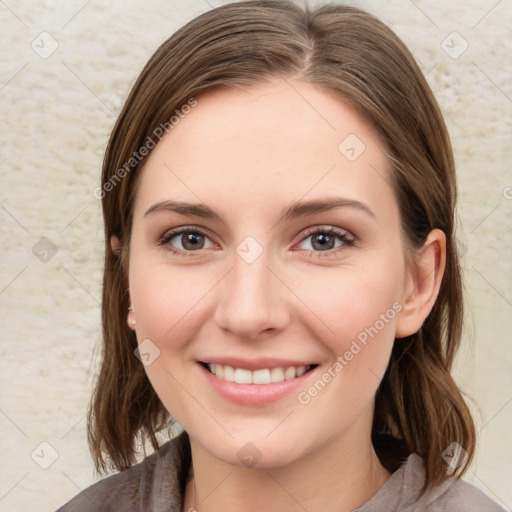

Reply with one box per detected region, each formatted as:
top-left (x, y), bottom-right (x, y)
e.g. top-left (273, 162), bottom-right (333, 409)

top-left (87, 0), bottom-right (476, 497)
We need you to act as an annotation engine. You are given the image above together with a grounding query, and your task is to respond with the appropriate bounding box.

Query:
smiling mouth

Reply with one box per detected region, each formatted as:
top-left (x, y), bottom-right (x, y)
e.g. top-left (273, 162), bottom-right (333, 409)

top-left (199, 362), bottom-right (319, 384)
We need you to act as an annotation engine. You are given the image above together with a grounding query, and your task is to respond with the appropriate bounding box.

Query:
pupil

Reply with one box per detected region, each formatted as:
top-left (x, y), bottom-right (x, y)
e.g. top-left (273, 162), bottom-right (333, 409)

top-left (184, 233), bottom-right (203, 250)
top-left (314, 233), bottom-right (333, 250)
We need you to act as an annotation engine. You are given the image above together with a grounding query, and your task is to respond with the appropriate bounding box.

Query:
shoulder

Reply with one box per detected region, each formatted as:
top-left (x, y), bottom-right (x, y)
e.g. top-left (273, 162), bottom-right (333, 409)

top-left (55, 432), bottom-right (190, 512)
top-left (402, 454), bottom-right (506, 512)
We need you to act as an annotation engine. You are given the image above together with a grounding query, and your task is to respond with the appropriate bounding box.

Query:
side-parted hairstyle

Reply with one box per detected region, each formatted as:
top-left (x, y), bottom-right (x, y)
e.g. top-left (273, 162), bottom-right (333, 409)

top-left (88, 0), bottom-right (476, 496)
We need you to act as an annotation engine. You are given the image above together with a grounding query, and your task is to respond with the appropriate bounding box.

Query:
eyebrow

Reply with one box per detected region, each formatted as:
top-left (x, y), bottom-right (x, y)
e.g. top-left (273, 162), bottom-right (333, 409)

top-left (143, 197), bottom-right (376, 223)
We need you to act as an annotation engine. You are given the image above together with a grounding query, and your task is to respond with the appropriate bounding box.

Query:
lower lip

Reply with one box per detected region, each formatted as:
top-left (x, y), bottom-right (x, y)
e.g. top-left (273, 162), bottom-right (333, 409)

top-left (198, 362), bottom-right (318, 406)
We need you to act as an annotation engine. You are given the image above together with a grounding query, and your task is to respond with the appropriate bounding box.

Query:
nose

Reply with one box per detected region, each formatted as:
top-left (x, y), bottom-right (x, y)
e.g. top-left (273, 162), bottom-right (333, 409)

top-left (214, 250), bottom-right (290, 341)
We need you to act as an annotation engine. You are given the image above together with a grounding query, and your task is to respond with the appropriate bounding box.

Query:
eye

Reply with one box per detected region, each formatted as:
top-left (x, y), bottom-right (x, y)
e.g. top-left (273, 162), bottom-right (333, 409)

top-left (158, 227), bottom-right (215, 255)
top-left (296, 226), bottom-right (355, 257)
top-left (157, 225), bottom-right (355, 257)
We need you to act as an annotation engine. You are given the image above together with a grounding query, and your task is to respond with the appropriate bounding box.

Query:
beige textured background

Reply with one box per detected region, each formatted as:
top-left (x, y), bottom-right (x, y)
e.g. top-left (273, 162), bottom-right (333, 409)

top-left (0, 0), bottom-right (511, 510)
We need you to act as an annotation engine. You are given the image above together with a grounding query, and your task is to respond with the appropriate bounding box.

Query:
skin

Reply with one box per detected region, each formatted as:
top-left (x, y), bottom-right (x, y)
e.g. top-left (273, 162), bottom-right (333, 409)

top-left (113, 78), bottom-right (446, 512)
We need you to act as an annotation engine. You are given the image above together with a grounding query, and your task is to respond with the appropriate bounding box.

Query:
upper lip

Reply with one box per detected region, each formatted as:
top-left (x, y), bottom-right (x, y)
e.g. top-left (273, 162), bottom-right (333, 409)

top-left (198, 357), bottom-right (318, 371)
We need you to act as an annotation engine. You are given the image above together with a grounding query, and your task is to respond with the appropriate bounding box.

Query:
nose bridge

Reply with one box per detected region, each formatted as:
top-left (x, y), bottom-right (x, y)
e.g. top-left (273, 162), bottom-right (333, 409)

top-left (214, 239), bottom-right (288, 339)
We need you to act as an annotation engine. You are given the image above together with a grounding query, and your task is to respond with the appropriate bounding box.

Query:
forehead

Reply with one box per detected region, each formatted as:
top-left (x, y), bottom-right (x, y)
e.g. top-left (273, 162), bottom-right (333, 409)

top-left (133, 79), bottom-right (395, 223)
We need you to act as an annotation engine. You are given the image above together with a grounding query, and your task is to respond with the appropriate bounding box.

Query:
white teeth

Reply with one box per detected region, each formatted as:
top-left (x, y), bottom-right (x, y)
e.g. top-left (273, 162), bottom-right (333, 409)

top-left (234, 368), bottom-right (252, 384)
top-left (223, 365), bottom-right (235, 382)
top-left (284, 367), bottom-right (296, 380)
top-left (270, 367), bottom-right (284, 382)
top-left (296, 365), bottom-right (306, 377)
top-left (207, 363), bottom-right (311, 384)
top-left (252, 368), bottom-right (271, 384)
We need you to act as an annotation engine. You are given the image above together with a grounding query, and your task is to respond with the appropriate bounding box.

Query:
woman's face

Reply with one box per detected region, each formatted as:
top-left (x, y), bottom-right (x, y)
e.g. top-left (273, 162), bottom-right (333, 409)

top-left (128, 79), bottom-right (414, 467)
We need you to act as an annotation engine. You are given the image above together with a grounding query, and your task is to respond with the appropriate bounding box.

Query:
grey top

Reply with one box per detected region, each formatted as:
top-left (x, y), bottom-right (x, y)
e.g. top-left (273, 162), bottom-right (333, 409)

top-left (56, 433), bottom-right (506, 512)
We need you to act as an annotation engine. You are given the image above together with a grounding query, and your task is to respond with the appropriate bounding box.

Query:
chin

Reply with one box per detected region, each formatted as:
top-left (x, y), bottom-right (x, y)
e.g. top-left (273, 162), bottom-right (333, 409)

top-left (196, 430), bottom-right (311, 469)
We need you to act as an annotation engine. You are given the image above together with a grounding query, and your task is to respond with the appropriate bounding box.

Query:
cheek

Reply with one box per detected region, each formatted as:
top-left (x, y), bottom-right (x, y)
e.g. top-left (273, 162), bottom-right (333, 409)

top-left (128, 259), bottom-right (211, 419)
top-left (298, 263), bottom-right (403, 406)
top-left (140, 286), bottom-right (185, 337)
top-left (301, 265), bottom-right (402, 351)
top-left (297, 273), bottom-right (400, 419)
top-left (129, 255), bottom-right (211, 340)
top-left (130, 247), bottom-right (403, 356)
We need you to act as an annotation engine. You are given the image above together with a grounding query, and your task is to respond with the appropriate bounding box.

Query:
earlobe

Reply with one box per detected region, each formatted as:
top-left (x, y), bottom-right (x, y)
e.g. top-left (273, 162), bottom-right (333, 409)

top-left (111, 235), bottom-right (122, 256)
top-left (395, 229), bottom-right (447, 338)
top-left (127, 306), bottom-right (136, 330)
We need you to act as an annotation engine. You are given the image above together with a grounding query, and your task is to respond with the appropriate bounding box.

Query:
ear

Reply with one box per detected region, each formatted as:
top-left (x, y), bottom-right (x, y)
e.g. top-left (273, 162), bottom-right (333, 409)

top-left (395, 229), bottom-right (446, 338)
top-left (111, 235), bottom-right (122, 256)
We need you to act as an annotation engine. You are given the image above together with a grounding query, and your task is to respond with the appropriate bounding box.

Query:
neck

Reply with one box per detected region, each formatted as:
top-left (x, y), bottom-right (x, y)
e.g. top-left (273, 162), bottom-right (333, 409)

top-left (183, 428), bottom-right (392, 512)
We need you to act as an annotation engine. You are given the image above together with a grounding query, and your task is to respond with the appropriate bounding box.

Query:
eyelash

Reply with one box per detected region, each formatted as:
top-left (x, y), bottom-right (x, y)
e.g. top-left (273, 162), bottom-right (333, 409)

top-left (157, 225), bottom-right (355, 258)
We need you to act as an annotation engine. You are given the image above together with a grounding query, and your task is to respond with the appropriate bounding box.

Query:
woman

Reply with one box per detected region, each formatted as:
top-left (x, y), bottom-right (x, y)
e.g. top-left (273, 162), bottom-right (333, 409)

top-left (57, 1), bottom-right (506, 510)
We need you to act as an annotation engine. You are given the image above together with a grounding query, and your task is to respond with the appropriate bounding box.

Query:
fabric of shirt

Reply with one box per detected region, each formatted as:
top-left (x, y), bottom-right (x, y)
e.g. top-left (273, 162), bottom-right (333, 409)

top-left (56, 432), bottom-right (506, 512)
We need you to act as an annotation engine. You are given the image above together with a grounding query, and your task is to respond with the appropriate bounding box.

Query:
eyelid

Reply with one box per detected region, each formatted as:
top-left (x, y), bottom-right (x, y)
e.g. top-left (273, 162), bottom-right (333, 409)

top-left (157, 226), bottom-right (217, 253)
top-left (298, 225), bottom-right (354, 243)
top-left (157, 224), bottom-right (356, 257)
top-left (294, 225), bottom-right (356, 257)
